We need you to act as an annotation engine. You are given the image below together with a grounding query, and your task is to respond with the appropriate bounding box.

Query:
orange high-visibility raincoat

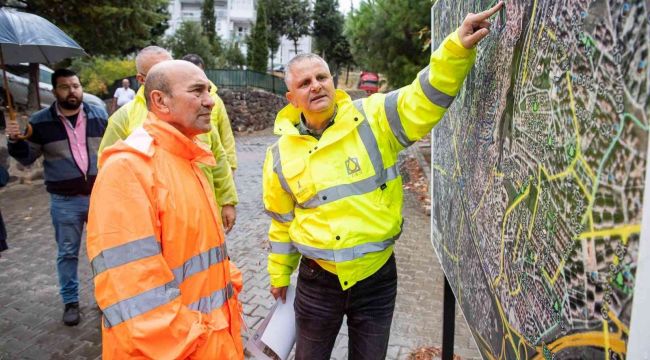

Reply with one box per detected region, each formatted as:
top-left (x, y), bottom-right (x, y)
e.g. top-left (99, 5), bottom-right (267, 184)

top-left (87, 114), bottom-right (244, 359)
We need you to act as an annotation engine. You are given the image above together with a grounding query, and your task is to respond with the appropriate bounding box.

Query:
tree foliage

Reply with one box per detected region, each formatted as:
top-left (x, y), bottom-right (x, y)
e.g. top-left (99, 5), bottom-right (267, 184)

top-left (201, 0), bottom-right (217, 43)
top-left (246, 0), bottom-right (269, 72)
top-left (345, 0), bottom-right (431, 88)
top-left (165, 22), bottom-right (217, 68)
top-left (264, 0), bottom-right (290, 66)
top-left (283, 0), bottom-right (311, 55)
top-left (312, 0), bottom-right (353, 83)
top-left (312, 0), bottom-right (342, 59)
top-left (223, 42), bottom-right (246, 69)
top-left (9, 0), bottom-right (169, 56)
top-left (70, 57), bottom-right (136, 97)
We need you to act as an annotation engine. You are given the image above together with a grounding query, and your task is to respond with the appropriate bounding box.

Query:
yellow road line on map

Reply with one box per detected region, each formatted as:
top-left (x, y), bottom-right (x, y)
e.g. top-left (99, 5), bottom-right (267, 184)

top-left (537, 23), bottom-right (545, 41)
top-left (495, 185), bottom-right (530, 287)
top-left (531, 331), bottom-right (626, 359)
top-left (580, 157), bottom-right (596, 180)
top-left (472, 169), bottom-right (495, 219)
top-left (546, 28), bottom-right (557, 41)
top-left (521, 0), bottom-right (539, 84)
top-left (608, 311), bottom-right (630, 335)
top-left (432, 164), bottom-right (448, 177)
top-left (548, 258), bottom-right (566, 285)
top-left (576, 224), bottom-right (641, 244)
top-left (603, 320), bottom-right (611, 360)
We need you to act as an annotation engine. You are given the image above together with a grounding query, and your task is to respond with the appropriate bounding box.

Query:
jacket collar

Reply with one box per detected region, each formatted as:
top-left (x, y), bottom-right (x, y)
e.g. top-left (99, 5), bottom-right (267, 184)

top-left (143, 113), bottom-right (216, 166)
top-left (273, 89), bottom-right (364, 148)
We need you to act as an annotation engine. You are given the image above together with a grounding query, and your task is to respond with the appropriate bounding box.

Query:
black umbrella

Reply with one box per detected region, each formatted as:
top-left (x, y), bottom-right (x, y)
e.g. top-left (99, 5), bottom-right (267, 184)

top-left (0, 7), bottom-right (87, 139)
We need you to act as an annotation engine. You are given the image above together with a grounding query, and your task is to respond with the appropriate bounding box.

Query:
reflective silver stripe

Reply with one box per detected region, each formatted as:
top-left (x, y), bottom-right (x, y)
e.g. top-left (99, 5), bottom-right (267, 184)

top-left (418, 66), bottom-right (455, 108)
top-left (384, 90), bottom-right (414, 148)
top-left (265, 209), bottom-right (295, 223)
top-left (270, 241), bottom-right (298, 254)
top-left (188, 282), bottom-right (235, 314)
top-left (271, 143), bottom-right (292, 195)
top-left (301, 163), bottom-right (400, 208)
top-left (352, 99), bottom-right (366, 118)
top-left (91, 236), bottom-right (160, 277)
top-left (103, 281), bottom-right (180, 328)
top-left (356, 120), bottom-right (384, 177)
top-left (294, 230), bottom-right (401, 262)
top-left (170, 243), bottom-right (228, 286)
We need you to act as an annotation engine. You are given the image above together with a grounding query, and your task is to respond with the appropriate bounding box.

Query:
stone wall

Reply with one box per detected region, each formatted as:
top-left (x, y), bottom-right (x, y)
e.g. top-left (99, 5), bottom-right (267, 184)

top-left (218, 88), bottom-right (287, 132)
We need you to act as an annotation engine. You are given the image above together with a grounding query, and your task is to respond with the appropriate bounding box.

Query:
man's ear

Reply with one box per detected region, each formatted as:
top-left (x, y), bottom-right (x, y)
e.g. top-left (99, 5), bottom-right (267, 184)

top-left (150, 90), bottom-right (170, 114)
top-left (286, 91), bottom-right (298, 108)
top-left (136, 73), bottom-right (146, 85)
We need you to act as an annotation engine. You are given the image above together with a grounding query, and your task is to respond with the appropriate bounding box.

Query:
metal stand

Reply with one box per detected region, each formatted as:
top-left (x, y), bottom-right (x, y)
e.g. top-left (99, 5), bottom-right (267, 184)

top-left (442, 276), bottom-right (456, 360)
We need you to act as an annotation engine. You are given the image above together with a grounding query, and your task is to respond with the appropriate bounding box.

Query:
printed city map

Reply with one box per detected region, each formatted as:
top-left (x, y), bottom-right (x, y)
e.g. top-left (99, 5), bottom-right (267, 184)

top-left (429, 0), bottom-right (648, 358)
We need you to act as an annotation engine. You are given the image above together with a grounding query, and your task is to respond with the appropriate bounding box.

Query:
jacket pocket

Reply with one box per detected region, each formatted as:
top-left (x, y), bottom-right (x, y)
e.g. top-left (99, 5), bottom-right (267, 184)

top-left (283, 157), bottom-right (316, 204)
top-left (373, 182), bottom-right (393, 208)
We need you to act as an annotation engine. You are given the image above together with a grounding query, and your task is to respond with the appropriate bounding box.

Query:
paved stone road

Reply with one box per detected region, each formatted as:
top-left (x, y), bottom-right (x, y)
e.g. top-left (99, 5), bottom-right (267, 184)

top-left (0, 130), bottom-right (480, 360)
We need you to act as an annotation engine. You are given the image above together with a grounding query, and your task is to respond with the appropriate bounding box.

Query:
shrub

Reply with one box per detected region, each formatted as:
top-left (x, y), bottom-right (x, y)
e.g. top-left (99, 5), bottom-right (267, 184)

top-left (70, 57), bottom-right (136, 97)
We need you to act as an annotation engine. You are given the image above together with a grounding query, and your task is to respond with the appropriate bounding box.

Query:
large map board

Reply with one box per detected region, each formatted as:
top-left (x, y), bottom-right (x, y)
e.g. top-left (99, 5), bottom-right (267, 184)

top-left (429, 0), bottom-right (649, 358)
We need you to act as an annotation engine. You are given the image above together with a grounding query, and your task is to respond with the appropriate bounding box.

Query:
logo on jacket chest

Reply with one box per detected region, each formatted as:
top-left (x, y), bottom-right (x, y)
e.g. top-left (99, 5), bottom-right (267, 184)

top-left (345, 156), bottom-right (361, 175)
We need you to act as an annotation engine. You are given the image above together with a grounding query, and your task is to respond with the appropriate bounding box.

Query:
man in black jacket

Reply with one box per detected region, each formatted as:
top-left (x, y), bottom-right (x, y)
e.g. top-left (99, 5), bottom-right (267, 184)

top-left (6, 68), bottom-right (107, 326)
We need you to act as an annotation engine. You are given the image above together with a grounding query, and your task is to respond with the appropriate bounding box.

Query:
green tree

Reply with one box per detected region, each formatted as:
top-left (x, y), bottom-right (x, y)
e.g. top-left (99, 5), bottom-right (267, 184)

top-left (283, 0), bottom-right (311, 55)
top-left (223, 42), bottom-right (246, 69)
top-left (70, 57), bottom-right (137, 96)
top-left (346, 0), bottom-right (431, 87)
top-left (10, 0), bottom-right (169, 56)
top-left (328, 34), bottom-right (354, 87)
top-left (312, 0), bottom-right (342, 60)
top-left (247, 0), bottom-right (269, 72)
top-left (264, 0), bottom-right (290, 68)
top-left (311, 0), bottom-right (353, 86)
top-left (165, 21), bottom-right (216, 68)
top-left (201, 0), bottom-right (217, 43)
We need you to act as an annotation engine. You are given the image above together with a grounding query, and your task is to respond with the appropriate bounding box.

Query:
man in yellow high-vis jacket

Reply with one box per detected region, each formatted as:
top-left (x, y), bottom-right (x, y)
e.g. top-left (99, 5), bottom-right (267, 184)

top-left (100, 46), bottom-right (238, 232)
top-left (262, 3), bottom-right (504, 359)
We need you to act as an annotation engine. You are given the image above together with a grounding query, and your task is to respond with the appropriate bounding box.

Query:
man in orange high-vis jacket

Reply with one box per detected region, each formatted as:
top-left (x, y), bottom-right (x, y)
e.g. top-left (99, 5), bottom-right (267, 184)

top-left (87, 60), bottom-right (244, 359)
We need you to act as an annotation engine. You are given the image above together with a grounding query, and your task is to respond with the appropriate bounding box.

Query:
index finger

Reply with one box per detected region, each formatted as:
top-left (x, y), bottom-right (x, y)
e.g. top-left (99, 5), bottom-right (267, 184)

top-left (471, 1), bottom-right (504, 22)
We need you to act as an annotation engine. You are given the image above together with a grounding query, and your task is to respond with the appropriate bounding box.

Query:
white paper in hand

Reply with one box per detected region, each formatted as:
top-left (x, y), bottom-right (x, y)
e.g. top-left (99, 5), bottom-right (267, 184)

top-left (246, 286), bottom-right (296, 360)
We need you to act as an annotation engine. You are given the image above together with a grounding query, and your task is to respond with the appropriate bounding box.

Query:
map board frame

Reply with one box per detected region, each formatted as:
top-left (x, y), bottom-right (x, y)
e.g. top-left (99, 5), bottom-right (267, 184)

top-left (430, 0), bottom-right (650, 359)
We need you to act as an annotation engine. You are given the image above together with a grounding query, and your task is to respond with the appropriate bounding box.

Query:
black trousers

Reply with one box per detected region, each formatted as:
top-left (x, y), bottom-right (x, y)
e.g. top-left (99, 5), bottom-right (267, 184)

top-left (294, 254), bottom-right (397, 360)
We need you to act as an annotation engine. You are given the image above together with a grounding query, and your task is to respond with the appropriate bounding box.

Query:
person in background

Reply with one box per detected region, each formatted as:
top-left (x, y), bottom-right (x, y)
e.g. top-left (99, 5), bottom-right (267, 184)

top-left (6, 68), bottom-right (108, 326)
top-left (99, 46), bottom-right (238, 233)
top-left (262, 3), bottom-right (504, 359)
top-left (88, 60), bottom-right (243, 359)
top-left (111, 78), bottom-right (135, 114)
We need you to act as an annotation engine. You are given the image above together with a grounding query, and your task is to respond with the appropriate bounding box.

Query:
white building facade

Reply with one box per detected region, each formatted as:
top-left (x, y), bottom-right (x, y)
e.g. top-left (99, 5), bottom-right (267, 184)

top-left (165, 0), bottom-right (312, 68)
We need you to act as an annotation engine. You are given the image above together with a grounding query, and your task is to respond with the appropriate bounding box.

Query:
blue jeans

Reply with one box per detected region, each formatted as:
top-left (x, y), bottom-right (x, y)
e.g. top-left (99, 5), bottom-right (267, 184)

top-left (294, 254), bottom-right (397, 360)
top-left (50, 194), bottom-right (89, 304)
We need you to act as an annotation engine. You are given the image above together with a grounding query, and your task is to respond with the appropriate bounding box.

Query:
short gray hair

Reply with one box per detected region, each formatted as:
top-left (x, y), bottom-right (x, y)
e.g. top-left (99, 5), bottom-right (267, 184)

top-left (284, 53), bottom-right (330, 87)
top-left (136, 46), bottom-right (172, 74)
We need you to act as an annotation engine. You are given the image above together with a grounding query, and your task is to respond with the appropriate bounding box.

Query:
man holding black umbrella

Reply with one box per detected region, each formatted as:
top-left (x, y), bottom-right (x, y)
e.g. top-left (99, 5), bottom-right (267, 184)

top-left (6, 68), bottom-right (108, 326)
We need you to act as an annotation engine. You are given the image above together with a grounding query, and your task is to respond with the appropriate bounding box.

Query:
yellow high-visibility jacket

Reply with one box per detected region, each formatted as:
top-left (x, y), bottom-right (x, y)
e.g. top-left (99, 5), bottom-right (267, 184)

top-left (88, 116), bottom-right (243, 359)
top-left (262, 30), bottom-right (476, 290)
top-left (210, 85), bottom-right (238, 170)
top-left (99, 84), bottom-right (238, 206)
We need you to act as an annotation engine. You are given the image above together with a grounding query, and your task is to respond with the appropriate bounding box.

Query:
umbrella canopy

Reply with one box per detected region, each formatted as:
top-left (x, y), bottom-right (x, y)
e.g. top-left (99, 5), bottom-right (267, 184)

top-left (0, 7), bottom-right (86, 64)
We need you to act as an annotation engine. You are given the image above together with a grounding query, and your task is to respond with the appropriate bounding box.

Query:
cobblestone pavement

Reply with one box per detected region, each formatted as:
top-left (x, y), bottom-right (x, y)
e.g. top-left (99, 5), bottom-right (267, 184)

top-left (0, 130), bottom-right (480, 360)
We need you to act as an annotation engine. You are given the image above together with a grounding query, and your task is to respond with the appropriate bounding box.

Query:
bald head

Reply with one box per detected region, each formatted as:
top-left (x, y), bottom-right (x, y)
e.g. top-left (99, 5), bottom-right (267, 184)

top-left (145, 60), bottom-right (215, 137)
top-left (135, 46), bottom-right (172, 84)
top-left (284, 53), bottom-right (330, 87)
